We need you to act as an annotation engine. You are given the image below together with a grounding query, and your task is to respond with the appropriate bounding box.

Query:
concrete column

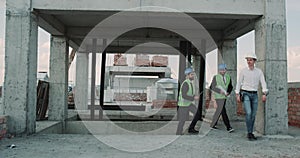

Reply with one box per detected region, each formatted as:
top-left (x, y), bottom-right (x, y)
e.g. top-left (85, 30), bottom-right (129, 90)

top-left (179, 41), bottom-right (188, 84)
top-left (75, 52), bottom-right (89, 110)
top-left (218, 40), bottom-right (238, 121)
top-left (193, 54), bottom-right (205, 115)
top-left (48, 36), bottom-right (69, 122)
top-left (193, 55), bottom-right (201, 93)
top-left (3, 0), bottom-right (38, 135)
top-left (254, 0), bottom-right (288, 135)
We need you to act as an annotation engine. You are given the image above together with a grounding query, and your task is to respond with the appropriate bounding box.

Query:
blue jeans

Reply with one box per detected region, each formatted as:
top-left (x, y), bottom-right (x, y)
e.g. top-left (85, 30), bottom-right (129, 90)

top-left (241, 91), bottom-right (258, 134)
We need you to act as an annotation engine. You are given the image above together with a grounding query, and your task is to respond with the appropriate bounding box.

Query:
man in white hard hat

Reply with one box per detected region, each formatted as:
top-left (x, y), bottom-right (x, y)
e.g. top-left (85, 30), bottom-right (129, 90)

top-left (235, 53), bottom-right (268, 141)
top-left (176, 67), bottom-right (200, 135)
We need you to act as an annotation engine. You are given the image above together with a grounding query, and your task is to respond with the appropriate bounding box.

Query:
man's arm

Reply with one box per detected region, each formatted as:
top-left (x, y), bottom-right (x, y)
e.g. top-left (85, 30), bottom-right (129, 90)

top-left (227, 78), bottom-right (233, 94)
top-left (235, 69), bottom-right (244, 94)
top-left (260, 70), bottom-right (268, 94)
top-left (210, 76), bottom-right (222, 94)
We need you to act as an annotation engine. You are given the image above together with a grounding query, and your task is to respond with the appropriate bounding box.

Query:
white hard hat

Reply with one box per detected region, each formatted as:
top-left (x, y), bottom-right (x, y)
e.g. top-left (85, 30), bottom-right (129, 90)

top-left (245, 53), bottom-right (257, 60)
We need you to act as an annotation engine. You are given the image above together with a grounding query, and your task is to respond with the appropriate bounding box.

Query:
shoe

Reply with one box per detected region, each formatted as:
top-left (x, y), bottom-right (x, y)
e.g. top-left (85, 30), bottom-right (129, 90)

top-left (188, 128), bottom-right (199, 134)
top-left (247, 133), bottom-right (257, 141)
top-left (227, 127), bottom-right (234, 133)
top-left (247, 133), bottom-right (253, 141)
top-left (250, 133), bottom-right (257, 140)
top-left (199, 118), bottom-right (203, 121)
top-left (211, 126), bottom-right (218, 130)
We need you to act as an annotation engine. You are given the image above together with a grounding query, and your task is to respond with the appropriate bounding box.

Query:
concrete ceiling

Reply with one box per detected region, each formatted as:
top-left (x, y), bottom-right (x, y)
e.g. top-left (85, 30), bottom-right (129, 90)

top-left (35, 10), bottom-right (260, 55)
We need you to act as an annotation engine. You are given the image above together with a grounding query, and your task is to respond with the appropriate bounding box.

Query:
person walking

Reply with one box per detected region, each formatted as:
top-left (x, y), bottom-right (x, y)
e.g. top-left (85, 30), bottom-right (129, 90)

top-left (210, 64), bottom-right (234, 133)
top-left (235, 53), bottom-right (268, 141)
top-left (176, 67), bottom-right (200, 135)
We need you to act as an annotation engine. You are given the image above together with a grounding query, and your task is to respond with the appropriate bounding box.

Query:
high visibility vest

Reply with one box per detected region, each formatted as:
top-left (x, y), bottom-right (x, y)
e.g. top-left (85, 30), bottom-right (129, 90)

top-left (178, 79), bottom-right (194, 106)
top-left (214, 74), bottom-right (230, 99)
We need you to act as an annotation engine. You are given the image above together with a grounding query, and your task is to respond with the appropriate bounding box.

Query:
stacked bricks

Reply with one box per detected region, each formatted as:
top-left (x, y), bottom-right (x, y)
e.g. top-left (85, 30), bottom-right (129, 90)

top-left (205, 89), bottom-right (217, 109)
top-left (113, 54), bottom-right (127, 66)
top-left (0, 116), bottom-right (7, 140)
top-left (237, 102), bottom-right (245, 116)
top-left (151, 56), bottom-right (168, 67)
top-left (134, 54), bottom-right (150, 67)
top-left (114, 93), bottom-right (147, 101)
top-left (288, 83), bottom-right (300, 128)
top-left (152, 100), bottom-right (177, 108)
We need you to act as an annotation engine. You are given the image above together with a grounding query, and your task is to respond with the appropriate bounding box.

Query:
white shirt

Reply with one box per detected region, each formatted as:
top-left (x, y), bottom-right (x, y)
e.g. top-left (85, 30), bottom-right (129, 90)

top-left (235, 67), bottom-right (268, 94)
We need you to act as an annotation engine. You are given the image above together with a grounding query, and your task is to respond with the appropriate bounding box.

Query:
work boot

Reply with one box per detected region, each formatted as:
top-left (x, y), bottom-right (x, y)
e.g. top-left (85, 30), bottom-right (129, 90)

top-left (211, 126), bottom-right (218, 130)
top-left (247, 133), bottom-right (257, 141)
top-left (188, 128), bottom-right (199, 134)
top-left (227, 127), bottom-right (234, 133)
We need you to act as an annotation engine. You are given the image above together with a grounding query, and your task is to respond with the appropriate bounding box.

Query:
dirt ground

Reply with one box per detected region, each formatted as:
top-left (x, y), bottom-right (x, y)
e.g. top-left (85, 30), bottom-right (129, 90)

top-left (1, 121), bottom-right (300, 158)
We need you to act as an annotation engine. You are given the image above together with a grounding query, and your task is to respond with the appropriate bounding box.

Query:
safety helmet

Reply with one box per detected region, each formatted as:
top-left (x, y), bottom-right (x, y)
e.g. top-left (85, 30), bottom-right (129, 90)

top-left (184, 67), bottom-right (194, 75)
top-left (218, 64), bottom-right (227, 70)
top-left (245, 53), bottom-right (257, 60)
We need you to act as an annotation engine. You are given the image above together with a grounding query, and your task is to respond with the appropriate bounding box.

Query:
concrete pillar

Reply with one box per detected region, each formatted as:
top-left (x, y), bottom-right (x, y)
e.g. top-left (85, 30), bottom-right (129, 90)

top-left (48, 36), bottom-right (69, 122)
top-left (193, 54), bottom-right (205, 115)
top-left (254, 0), bottom-right (288, 135)
top-left (179, 41), bottom-right (188, 84)
top-left (3, 0), bottom-right (38, 135)
top-left (193, 39), bottom-right (206, 115)
top-left (75, 52), bottom-right (89, 110)
top-left (218, 40), bottom-right (238, 121)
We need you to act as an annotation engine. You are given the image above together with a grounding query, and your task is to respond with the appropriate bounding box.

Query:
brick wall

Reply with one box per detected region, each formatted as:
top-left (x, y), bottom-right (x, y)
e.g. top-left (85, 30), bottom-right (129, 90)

top-left (207, 83), bottom-right (300, 128)
top-left (0, 115), bottom-right (7, 140)
top-left (288, 82), bottom-right (300, 128)
top-left (237, 102), bottom-right (245, 116)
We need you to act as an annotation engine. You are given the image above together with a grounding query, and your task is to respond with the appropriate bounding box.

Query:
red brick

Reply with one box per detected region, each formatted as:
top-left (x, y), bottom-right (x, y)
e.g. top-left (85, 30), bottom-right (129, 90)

top-left (0, 128), bottom-right (6, 134)
top-left (0, 116), bottom-right (7, 124)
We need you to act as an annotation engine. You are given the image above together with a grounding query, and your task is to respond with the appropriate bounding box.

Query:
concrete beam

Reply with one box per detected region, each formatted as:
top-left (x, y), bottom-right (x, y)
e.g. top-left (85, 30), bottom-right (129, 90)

top-left (218, 40), bottom-right (237, 121)
top-left (38, 14), bottom-right (65, 36)
top-left (254, 0), bottom-right (288, 135)
top-left (48, 36), bottom-right (69, 123)
top-left (4, 0), bottom-right (38, 135)
top-left (32, 0), bottom-right (264, 16)
top-left (223, 19), bottom-right (256, 40)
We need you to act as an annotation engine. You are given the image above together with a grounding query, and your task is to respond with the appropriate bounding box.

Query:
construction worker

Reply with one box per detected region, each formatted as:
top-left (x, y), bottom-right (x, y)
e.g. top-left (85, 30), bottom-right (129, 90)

top-left (210, 64), bottom-right (234, 133)
top-left (176, 67), bottom-right (200, 135)
top-left (235, 53), bottom-right (268, 141)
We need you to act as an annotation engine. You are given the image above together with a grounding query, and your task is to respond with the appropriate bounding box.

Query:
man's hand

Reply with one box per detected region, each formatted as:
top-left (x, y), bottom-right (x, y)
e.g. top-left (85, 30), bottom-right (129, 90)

top-left (236, 94), bottom-right (241, 103)
top-left (194, 95), bottom-right (200, 100)
top-left (262, 94), bottom-right (267, 102)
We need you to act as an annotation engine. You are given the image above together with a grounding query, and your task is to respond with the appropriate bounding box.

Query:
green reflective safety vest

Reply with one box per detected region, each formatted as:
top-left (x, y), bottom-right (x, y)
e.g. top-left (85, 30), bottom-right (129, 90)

top-left (213, 74), bottom-right (230, 99)
top-left (178, 79), bottom-right (194, 107)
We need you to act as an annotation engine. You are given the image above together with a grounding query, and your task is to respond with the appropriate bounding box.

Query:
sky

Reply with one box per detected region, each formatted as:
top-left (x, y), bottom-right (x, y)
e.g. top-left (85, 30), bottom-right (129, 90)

top-left (0, 0), bottom-right (299, 86)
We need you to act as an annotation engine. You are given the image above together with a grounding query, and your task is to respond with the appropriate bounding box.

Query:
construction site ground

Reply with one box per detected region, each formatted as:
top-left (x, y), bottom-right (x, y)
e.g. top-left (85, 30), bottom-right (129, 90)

top-left (1, 117), bottom-right (300, 158)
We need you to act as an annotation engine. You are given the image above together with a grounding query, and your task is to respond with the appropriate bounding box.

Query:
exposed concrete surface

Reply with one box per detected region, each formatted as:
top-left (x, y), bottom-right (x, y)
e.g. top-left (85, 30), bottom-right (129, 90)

top-left (32, 0), bottom-right (264, 15)
top-left (48, 36), bottom-right (69, 121)
top-left (254, 0), bottom-right (288, 135)
top-left (75, 53), bottom-right (89, 111)
top-left (4, 0), bottom-right (38, 135)
top-left (0, 121), bottom-right (299, 158)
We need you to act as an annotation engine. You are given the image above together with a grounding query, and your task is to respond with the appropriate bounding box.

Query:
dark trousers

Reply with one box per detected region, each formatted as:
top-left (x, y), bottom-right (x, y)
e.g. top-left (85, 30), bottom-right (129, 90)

top-left (176, 104), bottom-right (197, 135)
top-left (189, 103), bottom-right (203, 130)
top-left (210, 99), bottom-right (231, 129)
